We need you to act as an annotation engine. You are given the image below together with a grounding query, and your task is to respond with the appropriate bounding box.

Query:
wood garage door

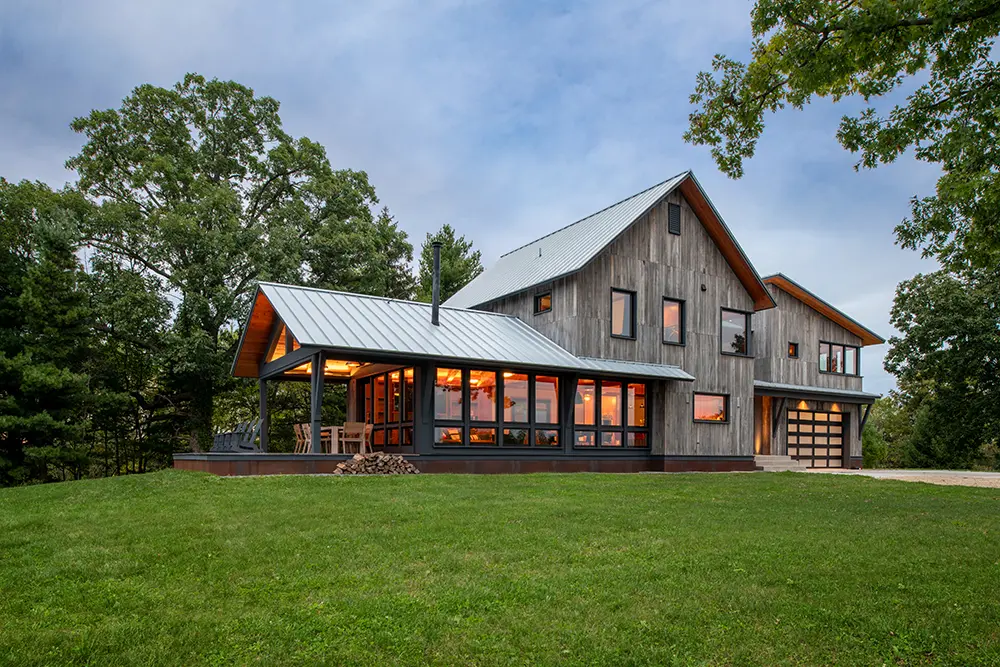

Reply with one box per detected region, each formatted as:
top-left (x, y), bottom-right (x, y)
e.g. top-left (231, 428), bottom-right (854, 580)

top-left (786, 410), bottom-right (846, 468)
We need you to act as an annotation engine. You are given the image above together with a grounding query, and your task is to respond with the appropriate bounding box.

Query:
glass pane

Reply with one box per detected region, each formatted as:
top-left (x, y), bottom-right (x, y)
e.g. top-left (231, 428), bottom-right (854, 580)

top-left (434, 368), bottom-right (463, 420)
top-left (535, 376), bottom-right (559, 424)
top-left (364, 382), bottom-right (372, 423)
top-left (601, 432), bottom-right (622, 447)
top-left (470, 427), bottom-right (497, 445)
top-left (721, 310), bottom-right (748, 355)
top-left (788, 342), bottom-right (798, 358)
top-left (373, 429), bottom-right (385, 445)
top-left (628, 432), bottom-right (648, 448)
top-left (574, 379), bottom-right (596, 425)
top-left (502, 428), bottom-right (528, 446)
top-left (627, 384), bottom-right (646, 427)
top-left (819, 343), bottom-right (830, 372)
top-left (402, 427), bottom-right (412, 445)
top-left (535, 429), bottom-right (559, 446)
top-left (503, 373), bottom-right (529, 423)
top-left (693, 394), bottom-right (727, 422)
top-left (267, 324), bottom-right (287, 361)
top-left (663, 300), bottom-right (682, 343)
top-left (435, 426), bottom-right (463, 445)
top-left (535, 293), bottom-right (551, 313)
top-left (601, 381), bottom-right (622, 427)
top-left (829, 413), bottom-right (843, 422)
top-left (469, 370), bottom-right (497, 422)
top-left (388, 428), bottom-right (400, 445)
top-left (575, 431), bottom-right (595, 447)
top-left (374, 375), bottom-right (386, 424)
top-left (611, 290), bottom-right (633, 337)
top-left (831, 345), bottom-right (844, 373)
top-left (389, 371), bottom-right (400, 422)
top-left (403, 368), bottom-right (414, 422)
top-left (845, 347), bottom-right (857, 375)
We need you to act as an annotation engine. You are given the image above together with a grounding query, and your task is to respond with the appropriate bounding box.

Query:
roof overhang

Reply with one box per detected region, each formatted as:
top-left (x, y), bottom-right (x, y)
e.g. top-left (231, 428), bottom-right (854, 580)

top-left (763, 274), bottom-right (885, 346)
top-left (754, 380), bottom-right (879, 405)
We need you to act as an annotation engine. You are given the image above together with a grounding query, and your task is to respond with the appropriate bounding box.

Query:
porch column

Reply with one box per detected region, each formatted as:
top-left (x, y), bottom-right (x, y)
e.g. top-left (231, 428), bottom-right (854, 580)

top-left (414, 362), bottom-right (436, 455)
top-left (258, 378), bottom-right (269, 452)
top-left (310, 351), bottom-right (325, 453)
top-left (559, 373), bottom-right (578, 454)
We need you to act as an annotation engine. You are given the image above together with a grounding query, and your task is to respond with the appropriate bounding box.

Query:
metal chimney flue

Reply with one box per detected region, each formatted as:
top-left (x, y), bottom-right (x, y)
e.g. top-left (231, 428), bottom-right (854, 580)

top-left (431, 241), bottom-right (442, 326)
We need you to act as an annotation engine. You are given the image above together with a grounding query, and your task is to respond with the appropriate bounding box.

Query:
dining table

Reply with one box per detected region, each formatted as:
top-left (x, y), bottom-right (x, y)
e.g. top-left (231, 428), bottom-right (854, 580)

top-left (321, 425), bottom-right (344, 454)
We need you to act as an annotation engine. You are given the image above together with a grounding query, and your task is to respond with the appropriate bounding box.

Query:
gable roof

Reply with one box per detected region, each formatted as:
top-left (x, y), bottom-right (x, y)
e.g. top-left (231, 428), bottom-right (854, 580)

top-left (443, 171), bottom-right (776, 311)
top-left (763, 274), bottom-right (885, 346)
top-left (232, 282), bottom-right (695, 382)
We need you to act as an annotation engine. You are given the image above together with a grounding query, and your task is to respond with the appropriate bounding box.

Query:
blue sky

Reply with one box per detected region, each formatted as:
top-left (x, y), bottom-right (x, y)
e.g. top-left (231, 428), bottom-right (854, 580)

top-left (0, 0), bottom-right (939, 393)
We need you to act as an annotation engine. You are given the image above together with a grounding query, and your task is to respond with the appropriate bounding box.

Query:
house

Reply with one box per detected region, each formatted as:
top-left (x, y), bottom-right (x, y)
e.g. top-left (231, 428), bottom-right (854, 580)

top-left (173, 171), bottom-right (883, 475)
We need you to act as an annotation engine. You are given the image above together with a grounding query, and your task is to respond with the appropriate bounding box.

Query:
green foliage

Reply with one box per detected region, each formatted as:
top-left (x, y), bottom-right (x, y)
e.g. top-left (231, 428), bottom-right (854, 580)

top-left (686, 0), bottom-right (1000, 270)
top-left (416, 223), bottom-right (483, 302)
top-left (3, 471), bottom-right (1000, 664)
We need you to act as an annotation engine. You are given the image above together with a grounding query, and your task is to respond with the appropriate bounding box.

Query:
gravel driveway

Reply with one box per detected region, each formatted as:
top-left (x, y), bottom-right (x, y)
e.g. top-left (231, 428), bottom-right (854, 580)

top-left (813, 469), bottom-right (1000, 488)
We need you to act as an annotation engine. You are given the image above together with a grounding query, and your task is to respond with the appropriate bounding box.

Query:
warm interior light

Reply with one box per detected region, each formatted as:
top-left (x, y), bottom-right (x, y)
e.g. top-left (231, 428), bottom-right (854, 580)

top-left (503, 371), bottom-right (514, 378)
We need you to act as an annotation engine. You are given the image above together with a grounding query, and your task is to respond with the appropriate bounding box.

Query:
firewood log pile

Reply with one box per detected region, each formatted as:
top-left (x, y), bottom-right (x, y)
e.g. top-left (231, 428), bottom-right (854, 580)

top-left (332, 451), bottom-right (420, 475)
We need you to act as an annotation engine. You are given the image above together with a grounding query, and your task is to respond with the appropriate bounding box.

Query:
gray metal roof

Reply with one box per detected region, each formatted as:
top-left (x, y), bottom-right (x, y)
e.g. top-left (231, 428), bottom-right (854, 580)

top-left (256, 282), bottom-right (693, 380)
top-left (444, 172), bottom-right (689, 309)
top-left (754, 380), bottom-right (880, 403)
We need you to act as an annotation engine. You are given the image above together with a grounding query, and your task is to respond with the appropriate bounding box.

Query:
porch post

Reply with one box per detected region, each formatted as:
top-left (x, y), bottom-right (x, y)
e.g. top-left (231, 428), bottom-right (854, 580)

top-left (414, 362), bottom-right (436, 455)
top-left (560, 373), bottom-right (578, 454)
top-left (310, 351), bottom-right (325, 453)
top-left (258, 378), bottom-right (269, 452)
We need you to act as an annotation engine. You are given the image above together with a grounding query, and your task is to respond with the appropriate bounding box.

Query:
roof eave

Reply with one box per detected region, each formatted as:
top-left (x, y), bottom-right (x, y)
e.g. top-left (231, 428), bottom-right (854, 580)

top-left (763, 274), bottom-right (885, 346)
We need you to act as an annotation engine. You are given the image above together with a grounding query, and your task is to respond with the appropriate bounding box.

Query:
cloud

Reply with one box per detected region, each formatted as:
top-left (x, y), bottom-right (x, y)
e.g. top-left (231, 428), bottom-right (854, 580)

top-left (0, 0), bottom-right (939, 393)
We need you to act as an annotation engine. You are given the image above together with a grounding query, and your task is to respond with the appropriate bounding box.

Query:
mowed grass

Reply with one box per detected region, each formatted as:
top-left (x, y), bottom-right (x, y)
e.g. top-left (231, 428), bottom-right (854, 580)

top-left (1, 471), bottom-right (999, 666)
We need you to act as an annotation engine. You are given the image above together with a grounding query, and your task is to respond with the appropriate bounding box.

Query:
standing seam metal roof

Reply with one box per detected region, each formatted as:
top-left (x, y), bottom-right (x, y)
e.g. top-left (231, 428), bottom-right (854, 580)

top-left (252, 282), bottom-right (694, 380)
top-left (443, 172), bottom-right (689, 309)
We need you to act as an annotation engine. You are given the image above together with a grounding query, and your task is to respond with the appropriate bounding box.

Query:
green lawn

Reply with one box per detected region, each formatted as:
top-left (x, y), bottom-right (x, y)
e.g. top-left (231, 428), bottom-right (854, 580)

top-left (1, 471), bottom-right (999, 666)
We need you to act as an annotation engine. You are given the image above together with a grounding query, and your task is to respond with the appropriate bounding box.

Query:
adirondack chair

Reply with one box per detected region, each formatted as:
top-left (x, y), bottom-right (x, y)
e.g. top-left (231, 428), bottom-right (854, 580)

top-left (340, 422), bottom-right (372, 454)
top-left (210, 420), bottom-right (262, 453)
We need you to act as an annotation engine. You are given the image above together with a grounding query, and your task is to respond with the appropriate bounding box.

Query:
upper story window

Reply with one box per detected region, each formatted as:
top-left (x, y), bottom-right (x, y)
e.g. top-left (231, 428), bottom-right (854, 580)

top-left (819, 342), bottom-right (860, 375)
top-left (534, 292), bottom-right (552, 314)
top-left (721, 309), bottom-right (751, 356)
top-left (663, 297), bottom-right (685, 345)
top-left (788, 342), bottom-right (799, 358)
top-left (668, 202), bottom-right (681, 235)
top-left (610, 288), bottom-right (636, 339)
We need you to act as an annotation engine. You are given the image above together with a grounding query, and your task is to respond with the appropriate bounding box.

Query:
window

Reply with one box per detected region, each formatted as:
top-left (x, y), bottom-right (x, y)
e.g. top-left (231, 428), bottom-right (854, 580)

top-left (663, 298), bottom-right (684, 345)
top-left (374, 375), bottom-right (386, 423)
top-left (788, 342), bottom-right (799, 359)
top-left (668, 202), bottom-right (681, 235)
top-left (611, 289), bottom-right (636, 339)
top-left (721, 309), bottom-right (751, 356)
top-left (694, 393), bottom-right (728, 423)
top-left (358, 368), bottom-right (416, 450)
top-left (433, 367), bottom-right (562, 448)
top-left (574, 377), bottom-right (649, 448)
top-left (534, 292), bottom-right (552, 314)
top-left (819, 342), bottom-right (860, 375)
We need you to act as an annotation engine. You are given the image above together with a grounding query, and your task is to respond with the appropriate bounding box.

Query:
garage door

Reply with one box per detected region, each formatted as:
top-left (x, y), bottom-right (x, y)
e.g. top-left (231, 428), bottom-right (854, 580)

top-left (786, 410), bottom-right (845, 468)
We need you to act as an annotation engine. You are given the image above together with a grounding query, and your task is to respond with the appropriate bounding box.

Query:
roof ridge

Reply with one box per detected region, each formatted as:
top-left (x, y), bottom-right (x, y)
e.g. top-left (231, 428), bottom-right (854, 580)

top-left (257, 281), bottom-right (523, 320)
top-left (498, 171), bottom-right (689, 258)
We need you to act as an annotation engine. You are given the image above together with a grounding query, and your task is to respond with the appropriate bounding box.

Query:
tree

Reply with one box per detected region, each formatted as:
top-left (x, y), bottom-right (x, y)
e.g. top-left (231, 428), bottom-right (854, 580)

top-left (309, 206), bottom-right (415, 299)
top-left (68, 73), bottom-right (381, 449)
top-left (416, 224), bottom-right (483, 302)
top-left (685, 0), bottom-right (1000, 270)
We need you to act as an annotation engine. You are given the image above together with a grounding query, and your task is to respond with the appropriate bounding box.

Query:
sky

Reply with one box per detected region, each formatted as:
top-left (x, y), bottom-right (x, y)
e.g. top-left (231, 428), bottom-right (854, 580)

top-left (0, 0), bottom-right (940, 394)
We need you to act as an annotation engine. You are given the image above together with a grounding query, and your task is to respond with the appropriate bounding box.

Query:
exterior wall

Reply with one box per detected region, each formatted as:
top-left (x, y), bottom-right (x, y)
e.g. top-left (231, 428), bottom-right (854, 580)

top-left (768, 398), bottom-right (864, 466)
top-left (754, 285), bottom-right (864, 391)
top-left (482, 191), bottom-right (757, 458)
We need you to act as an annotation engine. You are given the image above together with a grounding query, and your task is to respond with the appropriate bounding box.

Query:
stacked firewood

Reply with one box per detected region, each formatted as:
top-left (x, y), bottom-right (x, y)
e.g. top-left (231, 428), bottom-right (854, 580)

top-left (332, 451), bottom-right (420, 475)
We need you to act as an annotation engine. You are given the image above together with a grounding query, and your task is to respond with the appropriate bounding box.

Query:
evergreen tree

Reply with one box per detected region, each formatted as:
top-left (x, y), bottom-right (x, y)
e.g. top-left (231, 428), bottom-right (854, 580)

top-left (416, 224), bottom-right (483, 303)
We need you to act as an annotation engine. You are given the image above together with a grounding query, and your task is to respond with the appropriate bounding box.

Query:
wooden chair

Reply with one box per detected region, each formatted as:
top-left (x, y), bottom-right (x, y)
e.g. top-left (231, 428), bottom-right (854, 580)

top-left (293, 423), bottom-right (311, 454)
top-left (211, 420), bottom-right (262, 453)
top-left (340, 422), bottom-right (372, 454)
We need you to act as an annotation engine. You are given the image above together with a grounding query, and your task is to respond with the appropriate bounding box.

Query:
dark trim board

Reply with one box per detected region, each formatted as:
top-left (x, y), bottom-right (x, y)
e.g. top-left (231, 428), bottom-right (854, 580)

top-left (173, 454), bottom-right (756, 475)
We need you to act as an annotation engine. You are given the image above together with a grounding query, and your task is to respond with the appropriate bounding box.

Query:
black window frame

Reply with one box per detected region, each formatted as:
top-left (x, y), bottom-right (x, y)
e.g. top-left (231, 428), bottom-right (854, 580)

top-left (533, 291), bottom-right (552, 315)
top-left (610, 288), bottom-right (637, 340)
top-left (720, 308), bottom-right (752, 357)
top-left (662, 297), bottom-right (686, 346)
top-left (358, 368), bottom-right (415, 452)
top-left (818, 341), bottom-right (861, 376)
top-left (788, 342), bottom-right (799, 359)
top-left (572, 377), bottom-right (649, 450)
top-left (693, 392), bottom-right (730, 424)
top-left (432, 367), bottom-right (562, 449)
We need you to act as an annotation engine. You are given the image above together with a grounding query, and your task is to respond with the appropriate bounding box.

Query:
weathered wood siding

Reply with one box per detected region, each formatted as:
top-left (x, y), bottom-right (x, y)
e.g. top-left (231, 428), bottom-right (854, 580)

top-left (482, 191), bottom-right (756, 457)
top-left (754, 285), bottom-right (864, 391)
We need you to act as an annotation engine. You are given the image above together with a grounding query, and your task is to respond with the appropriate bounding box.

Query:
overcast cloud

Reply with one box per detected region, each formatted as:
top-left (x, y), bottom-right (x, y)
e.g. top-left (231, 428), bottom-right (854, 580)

top-left (0, 0), bottom-right (940, 394)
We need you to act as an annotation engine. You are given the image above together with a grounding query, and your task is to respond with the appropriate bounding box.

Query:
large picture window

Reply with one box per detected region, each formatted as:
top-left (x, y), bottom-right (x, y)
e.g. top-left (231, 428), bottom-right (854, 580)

top-left (611, 289), bottom-right (636, 339)
top-left (433, 367), bottom-right (561, 448)
top-left (819, 342), bottom-right (860, 375)
top-left (574, 378), bottom-right (648, 448)
top-left (663, 297), bottom-right (684, 345)
top-left (359, 368), bottom-right (416, 450)
top-left (693, 393), bottom-right (728, 423)
top-left (721, 309), bottom-right (751, 356)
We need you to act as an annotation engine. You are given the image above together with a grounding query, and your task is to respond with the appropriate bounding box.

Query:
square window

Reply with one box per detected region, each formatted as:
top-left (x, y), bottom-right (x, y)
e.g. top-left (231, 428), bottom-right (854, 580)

top-left (721, 309), bottom-right (750, 356)
top-left (576, 431), bottom-right (595, 447)
top-left (663, 298), bottom-right (684, 345)
top-left (534, 292), bottom-right (552, 314)
top-left (611, 289), bottom-right (636, 338)
top-left (788, 342), bottom-right (799, 358)
top-left (601, 432), bottom-right (623, 447)
top-left (693, 393), bottom-right (728, 422)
